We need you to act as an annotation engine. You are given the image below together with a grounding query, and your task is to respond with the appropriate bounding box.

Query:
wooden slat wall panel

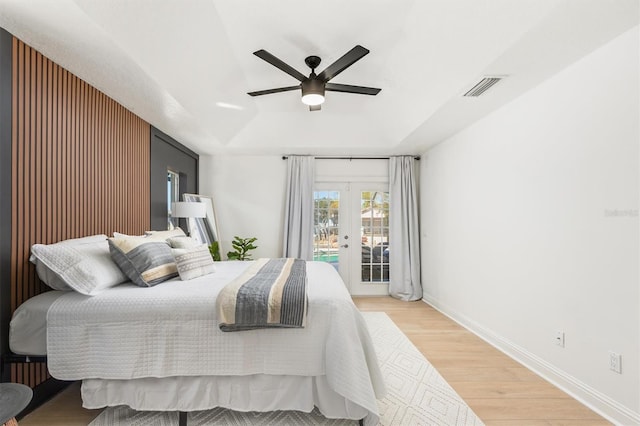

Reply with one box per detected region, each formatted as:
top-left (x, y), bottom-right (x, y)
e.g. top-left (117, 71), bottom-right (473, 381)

top-left (10, 38), bottom-right (151, 388)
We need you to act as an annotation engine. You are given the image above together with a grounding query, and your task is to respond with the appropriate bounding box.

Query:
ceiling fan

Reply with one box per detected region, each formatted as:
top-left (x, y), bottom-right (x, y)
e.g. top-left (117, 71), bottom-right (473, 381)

top-left (247, 45), bottom-right (381, 111)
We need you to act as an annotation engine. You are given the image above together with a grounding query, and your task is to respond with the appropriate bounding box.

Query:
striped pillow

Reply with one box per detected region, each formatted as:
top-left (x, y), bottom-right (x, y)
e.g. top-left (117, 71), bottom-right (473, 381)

top-left (108, 237), bottom-right (178, 287)
top-left (174, 245), bottom-right (216, 281)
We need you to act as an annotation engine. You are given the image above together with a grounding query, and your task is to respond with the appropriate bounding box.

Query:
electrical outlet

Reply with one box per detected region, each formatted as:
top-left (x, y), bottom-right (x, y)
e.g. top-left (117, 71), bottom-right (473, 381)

top-left (609, 352), bottom-right (622, 374)
top-left (555, 331), bottom-right (565, 347)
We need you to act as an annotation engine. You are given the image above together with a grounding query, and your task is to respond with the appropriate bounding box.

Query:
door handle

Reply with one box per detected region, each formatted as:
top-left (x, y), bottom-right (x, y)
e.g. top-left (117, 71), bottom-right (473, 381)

top-left (340, 244), bottom-right (349, 248)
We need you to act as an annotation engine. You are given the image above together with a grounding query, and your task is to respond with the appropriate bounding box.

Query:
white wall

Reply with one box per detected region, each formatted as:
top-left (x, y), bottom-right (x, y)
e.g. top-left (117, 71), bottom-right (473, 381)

top-left (316, 158), bottom-right (389, 183)
top-left (198, 156), bottom-right (391, 259)
top-left (420, 26), bottom-right (639, 423)
top-left (199, 155), bottom-right (287, 259)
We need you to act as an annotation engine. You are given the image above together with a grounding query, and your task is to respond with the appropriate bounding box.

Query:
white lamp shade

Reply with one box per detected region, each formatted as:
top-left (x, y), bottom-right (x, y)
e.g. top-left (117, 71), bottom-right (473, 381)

top-left (171, 202), bottom-right (206, 218)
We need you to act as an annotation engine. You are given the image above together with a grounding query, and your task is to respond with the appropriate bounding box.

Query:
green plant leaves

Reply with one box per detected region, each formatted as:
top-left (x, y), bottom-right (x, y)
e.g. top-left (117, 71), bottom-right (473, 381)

top-left (208, 241), bottom-right (221, 261)
top-left (226, 236), bottom-right (258, 261)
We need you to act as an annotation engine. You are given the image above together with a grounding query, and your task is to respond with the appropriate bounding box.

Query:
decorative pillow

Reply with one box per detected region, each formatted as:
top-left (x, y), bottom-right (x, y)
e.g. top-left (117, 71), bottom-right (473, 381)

top-left (30, 239), bottom-right (128, 295)
top-left (144, 229), bottom-right (186, 240)
top-left (109, 237), bottom-right (178, 287)
top-left (113, 232), bottom-right (144, 238)
top-left (174, 245), bottom-right (216, 281)
top-left (167, 236), bottom-right (200, 249)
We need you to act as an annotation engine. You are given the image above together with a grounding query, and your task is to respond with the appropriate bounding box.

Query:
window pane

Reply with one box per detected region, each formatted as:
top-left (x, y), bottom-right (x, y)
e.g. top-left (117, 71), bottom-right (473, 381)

top-left (167, 170), bottom-right (180, 230)
top-left (361, 191), bottom-right (389, 282)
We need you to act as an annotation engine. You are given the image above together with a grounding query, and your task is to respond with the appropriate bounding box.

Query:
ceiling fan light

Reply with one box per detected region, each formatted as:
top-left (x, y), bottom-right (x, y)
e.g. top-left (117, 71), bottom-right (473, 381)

top-left (301, 79), bottom-right (325, 106)
top-left (302, 93), bottom-right (324, 106)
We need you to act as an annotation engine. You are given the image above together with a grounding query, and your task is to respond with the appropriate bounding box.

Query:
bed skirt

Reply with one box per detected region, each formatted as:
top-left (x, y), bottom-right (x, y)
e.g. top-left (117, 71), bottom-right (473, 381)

top-left (81, 374), bottom-right (370, 423)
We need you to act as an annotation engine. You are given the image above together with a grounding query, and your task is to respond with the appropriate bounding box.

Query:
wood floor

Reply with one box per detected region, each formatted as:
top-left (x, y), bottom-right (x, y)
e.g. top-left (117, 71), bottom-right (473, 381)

top-left (18, 297), bottom-right (609, 426)
top-left (355, 298), bottom-right (609, 426)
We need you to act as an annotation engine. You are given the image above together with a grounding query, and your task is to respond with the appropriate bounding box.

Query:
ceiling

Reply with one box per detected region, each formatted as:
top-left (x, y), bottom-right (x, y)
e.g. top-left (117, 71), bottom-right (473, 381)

top-left (0, 0), bottom-right (637, 156)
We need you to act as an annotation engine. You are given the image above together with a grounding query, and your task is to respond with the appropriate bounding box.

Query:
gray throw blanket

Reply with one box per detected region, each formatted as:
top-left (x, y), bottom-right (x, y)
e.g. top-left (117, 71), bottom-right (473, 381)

top-left (216, 258), bottom-right (307, 332)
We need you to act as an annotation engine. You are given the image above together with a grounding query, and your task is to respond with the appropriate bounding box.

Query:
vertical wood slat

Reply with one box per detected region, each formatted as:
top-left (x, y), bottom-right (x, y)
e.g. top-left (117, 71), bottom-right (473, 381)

top-left (10, 37), bottom-right (151, 388)
top-left (10, 35), bottom-right (17, 387)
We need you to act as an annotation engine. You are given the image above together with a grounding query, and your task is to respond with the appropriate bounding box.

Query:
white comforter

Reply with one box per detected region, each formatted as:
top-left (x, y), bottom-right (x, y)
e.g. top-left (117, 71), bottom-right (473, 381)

top-left (47, 261), bottom-right (385, 424)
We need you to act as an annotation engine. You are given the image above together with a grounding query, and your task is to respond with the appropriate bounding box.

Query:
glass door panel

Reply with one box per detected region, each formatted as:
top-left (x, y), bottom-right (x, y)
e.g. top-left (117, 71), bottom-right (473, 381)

top-left (313, 183), bottom-right (350, 285)
top-left (313, 190), bottom-right (340, 268)
top-left (349, 183), bottom-right (390, 296)
top-left (360, 190), bottom-right (389, 283)
top-left (314, 182), bottom-right (389, 295)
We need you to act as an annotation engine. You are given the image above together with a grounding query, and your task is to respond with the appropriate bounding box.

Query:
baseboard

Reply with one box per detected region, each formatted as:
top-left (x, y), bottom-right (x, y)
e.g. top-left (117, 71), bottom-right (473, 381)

top-left (422, 295), bottom-right (640, 426)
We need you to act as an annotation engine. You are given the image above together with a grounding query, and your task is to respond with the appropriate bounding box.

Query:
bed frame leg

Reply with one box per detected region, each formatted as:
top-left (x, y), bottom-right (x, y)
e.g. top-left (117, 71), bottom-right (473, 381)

top-left (178, 411), bottom-right (187, 426)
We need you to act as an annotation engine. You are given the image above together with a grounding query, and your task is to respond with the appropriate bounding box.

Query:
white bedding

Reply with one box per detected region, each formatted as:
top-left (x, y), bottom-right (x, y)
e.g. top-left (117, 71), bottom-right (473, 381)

top-left (9, 290), bottom-right (66, 355)
top-left (82, 375), bottom-right (371, 421)
top-left (47, 261), bottom-right (385, 424)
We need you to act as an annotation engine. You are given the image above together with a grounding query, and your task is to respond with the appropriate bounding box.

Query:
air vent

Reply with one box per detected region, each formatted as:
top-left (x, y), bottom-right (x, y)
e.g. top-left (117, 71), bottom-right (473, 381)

top-left (463, 76), bottom-right (505, 97)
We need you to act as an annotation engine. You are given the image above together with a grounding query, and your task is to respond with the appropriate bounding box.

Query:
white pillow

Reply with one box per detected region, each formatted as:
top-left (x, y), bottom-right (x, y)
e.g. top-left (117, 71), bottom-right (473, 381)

top-left (113, 232), bottom-right (144, 238)
top-left (30, 239), bottom-right (128, 295)
top-left (29, 234), bottom-right (109, 290)
top-left (56, 234), bottom-right (108, 245)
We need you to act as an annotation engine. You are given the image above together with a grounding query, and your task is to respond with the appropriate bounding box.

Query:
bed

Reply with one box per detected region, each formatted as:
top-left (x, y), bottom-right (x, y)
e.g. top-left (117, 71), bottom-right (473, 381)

top-left (10, 236), bottom-right (386, 425)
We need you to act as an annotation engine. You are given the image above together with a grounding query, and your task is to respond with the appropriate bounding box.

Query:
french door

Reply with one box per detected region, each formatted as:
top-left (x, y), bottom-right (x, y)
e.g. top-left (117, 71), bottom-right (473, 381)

top-left (313, 182), bottom-right (389, 296)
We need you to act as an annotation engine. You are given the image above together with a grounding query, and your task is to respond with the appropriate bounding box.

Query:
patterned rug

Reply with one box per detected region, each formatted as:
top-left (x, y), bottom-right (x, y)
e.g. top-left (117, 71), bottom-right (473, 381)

top-left (89, 312), bottom-right (483, 425)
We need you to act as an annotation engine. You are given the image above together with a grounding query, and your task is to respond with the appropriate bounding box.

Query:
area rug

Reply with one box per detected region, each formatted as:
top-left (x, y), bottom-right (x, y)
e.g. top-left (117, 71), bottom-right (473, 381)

top-left (89, 312), bottom-right (483, 425)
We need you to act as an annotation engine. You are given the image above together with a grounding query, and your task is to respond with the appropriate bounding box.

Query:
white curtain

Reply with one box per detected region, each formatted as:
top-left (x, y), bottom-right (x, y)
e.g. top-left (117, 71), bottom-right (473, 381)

top-left (389, 156), bottom-right (422, 301)
top-left (282, 156), bottom-right (315, 260)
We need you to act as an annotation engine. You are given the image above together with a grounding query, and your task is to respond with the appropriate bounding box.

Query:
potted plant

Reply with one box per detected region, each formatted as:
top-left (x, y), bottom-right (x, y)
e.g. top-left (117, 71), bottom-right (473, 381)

top-left (227, 236), bottom-right (258, 261)
top-left (208, 241), bottom-right (221, 261)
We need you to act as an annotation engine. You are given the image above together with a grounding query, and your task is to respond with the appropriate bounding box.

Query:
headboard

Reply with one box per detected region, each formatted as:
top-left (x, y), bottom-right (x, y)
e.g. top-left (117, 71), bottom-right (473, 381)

top-left (0, 30), bottom-right (200, 406)
top-left (0, 30), bottom-right (201, 405)
top-left (0, 31), bottom-right (152, 389)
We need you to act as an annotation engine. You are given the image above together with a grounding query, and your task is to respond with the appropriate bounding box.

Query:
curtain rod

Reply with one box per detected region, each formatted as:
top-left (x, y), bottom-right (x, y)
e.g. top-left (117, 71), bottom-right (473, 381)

top-left (281, 155), bottom-right (420, 160)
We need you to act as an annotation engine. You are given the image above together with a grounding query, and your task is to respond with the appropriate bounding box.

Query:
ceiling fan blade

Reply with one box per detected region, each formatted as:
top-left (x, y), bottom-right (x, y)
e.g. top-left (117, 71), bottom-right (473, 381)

top-left (309, 104), bottom-right (321, 112)
top-left (316, 45), bottom-right (370, 82)
top-left (325, 83), bottom-right (381, 95)
top-left (253, 50), bottom-right (307, 82)
top-left (247, 86), bottom-right (300, 97)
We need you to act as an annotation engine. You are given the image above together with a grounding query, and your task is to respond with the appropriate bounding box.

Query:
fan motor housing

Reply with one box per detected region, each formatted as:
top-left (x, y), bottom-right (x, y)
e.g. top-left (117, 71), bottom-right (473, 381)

top-left (302, 78), bottom-right (325, 98)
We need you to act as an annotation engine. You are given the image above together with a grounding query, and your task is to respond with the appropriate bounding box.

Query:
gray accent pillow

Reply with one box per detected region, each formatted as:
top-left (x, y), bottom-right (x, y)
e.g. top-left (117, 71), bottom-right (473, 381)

top-left (108, 237), bottom-right (178, 287)
top-left (175, 245), bottom-right (216, 281)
